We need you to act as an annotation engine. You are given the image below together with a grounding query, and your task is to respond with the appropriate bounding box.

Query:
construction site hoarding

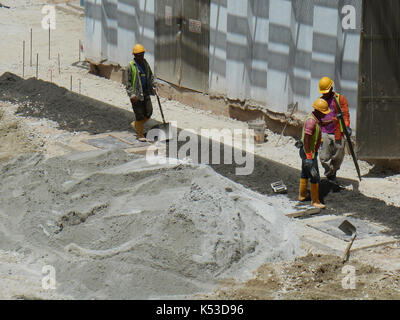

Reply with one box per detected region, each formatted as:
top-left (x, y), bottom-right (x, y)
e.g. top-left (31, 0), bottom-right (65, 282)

top-left (155, 0), bottom-right (210, 92)
top-left (85, 0), bottom-right (361, 126)
top-left (356, 0), bottom-right (400, 159)
top-left (84, 0), bottom-right (156, 69)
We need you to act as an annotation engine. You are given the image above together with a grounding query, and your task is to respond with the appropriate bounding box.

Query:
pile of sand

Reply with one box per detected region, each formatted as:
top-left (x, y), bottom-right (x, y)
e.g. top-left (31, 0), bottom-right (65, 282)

top-left (0, 150), bottom-right (302, 299)
top-left (0, 106), bottom-right (42, 163)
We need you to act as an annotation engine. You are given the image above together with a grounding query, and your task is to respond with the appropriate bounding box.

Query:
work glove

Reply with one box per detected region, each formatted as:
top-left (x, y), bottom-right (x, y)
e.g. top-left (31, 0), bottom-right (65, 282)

top-left (304, 159), bottom-right (317, 179)
top-left (304, 159), bottom-right (313, 170)
top-left (310, 167), bottom-right (318, 180)
top-left (295, 140), bottom-right (303, 149)
top-left (346, 127), bottom-right (352, 136)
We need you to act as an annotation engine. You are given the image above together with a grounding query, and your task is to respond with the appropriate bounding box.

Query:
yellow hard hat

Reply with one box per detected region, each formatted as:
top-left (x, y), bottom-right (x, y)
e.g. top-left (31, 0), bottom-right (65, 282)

top-left (312, 98), bottom-right (330, 114)
top-left (132, 44), bottom-right (146, 55)
top-left (319, 76), bottom-right (334, 94)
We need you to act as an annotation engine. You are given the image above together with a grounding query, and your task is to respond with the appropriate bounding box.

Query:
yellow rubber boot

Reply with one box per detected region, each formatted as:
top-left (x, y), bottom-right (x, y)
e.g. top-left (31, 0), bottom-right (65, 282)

top-left (134, 119), bottom-right (147, 142)
top-left (298, 178), bottom-right (309, 202)
top-left (310, 183), bottom-right (326, 209)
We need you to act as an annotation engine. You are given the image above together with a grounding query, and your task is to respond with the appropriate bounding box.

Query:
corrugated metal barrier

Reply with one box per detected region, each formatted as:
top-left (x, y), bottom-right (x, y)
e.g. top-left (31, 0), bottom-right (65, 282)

top-left (356, 0), bottom-right (400, 159)
top-left (85, 0), bottom-right (361, 124)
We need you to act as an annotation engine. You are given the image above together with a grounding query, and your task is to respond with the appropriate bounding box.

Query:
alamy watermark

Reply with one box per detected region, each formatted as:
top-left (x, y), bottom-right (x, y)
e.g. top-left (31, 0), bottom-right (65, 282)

top-left (341, 5), bottom-right (356, 30)
top-left (40, 4), bottom-right (355, 31)
top-left (342, 265), bottom-right (356, 290)
top-left (145, 123), bottom-right (255, 176)
top-left (41, 5), bottom-right (56, 30)
top-left (42, 265), bottom-right (56, 290)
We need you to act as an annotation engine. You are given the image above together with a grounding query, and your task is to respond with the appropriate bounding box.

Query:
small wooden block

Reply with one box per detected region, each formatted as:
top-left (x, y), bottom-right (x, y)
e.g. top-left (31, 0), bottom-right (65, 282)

top-left (286, 207), bottom-right (321, 218)
top-left (125, 146), bottom-right (155, 155)
top-left (108, 133), bottom-right (135, 146)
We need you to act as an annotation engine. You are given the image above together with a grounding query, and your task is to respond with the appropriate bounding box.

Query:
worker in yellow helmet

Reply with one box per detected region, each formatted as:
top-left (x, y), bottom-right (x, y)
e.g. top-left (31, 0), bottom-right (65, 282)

top-left (318, 76), bottom-right (351, 184)
top-left (125, 44), bottom-right (156, 142)
top-left (298, 98), bottom-right (331, 209)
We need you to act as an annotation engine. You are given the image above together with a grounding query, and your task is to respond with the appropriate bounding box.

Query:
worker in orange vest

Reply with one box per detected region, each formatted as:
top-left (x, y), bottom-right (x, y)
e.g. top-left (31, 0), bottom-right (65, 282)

top-left (299, 98), bottom-right (331, 209)
top-left (125, 44), bottom-right (156, 142)
top-left (318, 77), bottom-right (352, 184)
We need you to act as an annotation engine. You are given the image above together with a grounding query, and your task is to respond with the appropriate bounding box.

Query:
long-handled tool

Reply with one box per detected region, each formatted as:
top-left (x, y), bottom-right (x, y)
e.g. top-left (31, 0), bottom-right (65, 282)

top-left (339, 219), bottom-right (357, 262)
top-left (150, 89), bottom-right (173, 141)
top-left (333, 98), bottom-right (362, 181)
top-left (275, 102), bottom-right (298, 147)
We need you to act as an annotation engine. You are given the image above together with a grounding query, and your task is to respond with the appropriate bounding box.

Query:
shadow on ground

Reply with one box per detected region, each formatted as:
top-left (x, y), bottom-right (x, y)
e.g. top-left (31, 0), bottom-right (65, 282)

top-left (0, 72), bottom-right (134, 134)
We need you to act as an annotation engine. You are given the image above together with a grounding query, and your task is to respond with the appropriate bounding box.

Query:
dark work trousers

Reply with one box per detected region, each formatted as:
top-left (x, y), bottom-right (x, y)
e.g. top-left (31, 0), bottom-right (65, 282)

top-left (299, 148), bottom-right (321, 184)
top-left (131, 95), bottom-right (153, 121)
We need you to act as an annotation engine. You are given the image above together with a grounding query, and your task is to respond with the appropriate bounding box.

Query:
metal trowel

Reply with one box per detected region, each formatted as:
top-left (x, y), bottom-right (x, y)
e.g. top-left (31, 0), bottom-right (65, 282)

top-left (339, 220), bottom-right (357, 262)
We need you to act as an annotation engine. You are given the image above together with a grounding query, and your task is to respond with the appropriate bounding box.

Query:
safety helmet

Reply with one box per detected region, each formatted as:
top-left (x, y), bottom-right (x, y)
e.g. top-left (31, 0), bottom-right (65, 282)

top-left (319, 76), bottom-right (334, 94)
top-left (312, 98), bottom-right (330, 114)
top-left (132, 44), bottom-right (146, 55)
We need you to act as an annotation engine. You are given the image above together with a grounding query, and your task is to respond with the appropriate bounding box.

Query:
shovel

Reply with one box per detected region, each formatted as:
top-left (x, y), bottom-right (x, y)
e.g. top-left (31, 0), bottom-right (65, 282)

top-left (149, 90), bottom-right (173, 142)
top-left (339, 220), bottom-right (357, 262)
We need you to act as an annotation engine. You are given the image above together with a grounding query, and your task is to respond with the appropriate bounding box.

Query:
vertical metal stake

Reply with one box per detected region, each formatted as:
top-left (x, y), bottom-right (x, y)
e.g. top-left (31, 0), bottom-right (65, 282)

top-left (79, 40), bottom-right (81, 62)
top-left (23, 41), bottom-right (25, 78)
top-left (36, 53), bottom-right (39, 79)
top-left (48, 25), bottom-right (51, 60)
top-left (50, 69), bottom-right (53, 82)
top-left (30, 28), bottom-right (32, 67)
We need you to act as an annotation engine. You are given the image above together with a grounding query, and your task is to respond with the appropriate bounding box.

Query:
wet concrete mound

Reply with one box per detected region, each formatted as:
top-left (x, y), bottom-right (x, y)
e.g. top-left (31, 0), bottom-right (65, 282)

top-left (0, 150), bottom-right (302, 299)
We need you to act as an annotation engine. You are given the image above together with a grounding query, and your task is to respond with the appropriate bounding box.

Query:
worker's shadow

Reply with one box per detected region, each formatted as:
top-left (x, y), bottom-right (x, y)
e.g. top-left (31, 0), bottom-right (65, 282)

top-left (319, 178), bottom-right (360, 203)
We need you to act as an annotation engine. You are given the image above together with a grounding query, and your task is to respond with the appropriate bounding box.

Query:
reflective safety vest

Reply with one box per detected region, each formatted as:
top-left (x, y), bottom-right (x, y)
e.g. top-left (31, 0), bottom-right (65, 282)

top-left (301, 113), bottom-right (321, 159)
top-left (334, 93), bottom-right (344, 134)
top-left (321, 93), bottom-right (346, 140)
top-left (129, 60), bottom-right (151, 92)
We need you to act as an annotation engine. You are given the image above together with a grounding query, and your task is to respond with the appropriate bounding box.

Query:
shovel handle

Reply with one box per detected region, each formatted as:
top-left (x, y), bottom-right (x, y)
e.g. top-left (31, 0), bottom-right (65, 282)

top-left (155, 90), bottom-right (167, 124)
top-left (343, 234), bottom-right (356, 262)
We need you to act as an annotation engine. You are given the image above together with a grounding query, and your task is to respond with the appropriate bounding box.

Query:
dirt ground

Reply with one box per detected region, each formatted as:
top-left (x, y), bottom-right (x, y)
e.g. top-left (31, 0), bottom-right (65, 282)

top-left (1, 0), bottom-right (400, 300)
top-left (203, 253), bottom-right (400, 300)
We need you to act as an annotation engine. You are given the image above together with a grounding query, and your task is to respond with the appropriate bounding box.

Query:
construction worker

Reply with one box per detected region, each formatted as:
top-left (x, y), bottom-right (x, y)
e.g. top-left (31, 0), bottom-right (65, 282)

top-left (299, 98), bottom-right (331, 209)
top-left (125, 43), bottom-right (156, 142)
top-left (318, 76), bottom-right (352, 183)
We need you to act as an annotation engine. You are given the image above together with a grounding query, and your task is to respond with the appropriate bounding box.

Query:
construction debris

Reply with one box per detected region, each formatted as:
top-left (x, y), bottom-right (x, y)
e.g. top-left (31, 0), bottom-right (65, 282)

top-left (271, 180), bottom-right (287, 194)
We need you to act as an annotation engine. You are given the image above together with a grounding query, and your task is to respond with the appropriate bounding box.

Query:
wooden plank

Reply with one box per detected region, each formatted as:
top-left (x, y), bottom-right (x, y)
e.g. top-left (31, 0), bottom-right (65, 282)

top-left (125, 146), bottom-right (156, 156)
top-left (108, 133), bottom-right (135, 146)
top-left (351, 237), bottom-right (399, 252)
top-left (286, 207), bottom-right (321, 218)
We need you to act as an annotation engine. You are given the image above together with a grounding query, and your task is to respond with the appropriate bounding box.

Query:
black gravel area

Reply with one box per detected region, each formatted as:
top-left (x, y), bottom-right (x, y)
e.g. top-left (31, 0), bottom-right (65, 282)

top-left (0, 72), bottom-right (134, 134)
top-left (1, 72), bottom-right (399, 237)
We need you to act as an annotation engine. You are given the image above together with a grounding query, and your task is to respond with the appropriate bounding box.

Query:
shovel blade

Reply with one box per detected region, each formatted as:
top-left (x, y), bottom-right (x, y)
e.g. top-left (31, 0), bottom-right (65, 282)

top-left (339, 220), bottom-right (356, 236)
top-left (147, 122), bottom-right (173, 142)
